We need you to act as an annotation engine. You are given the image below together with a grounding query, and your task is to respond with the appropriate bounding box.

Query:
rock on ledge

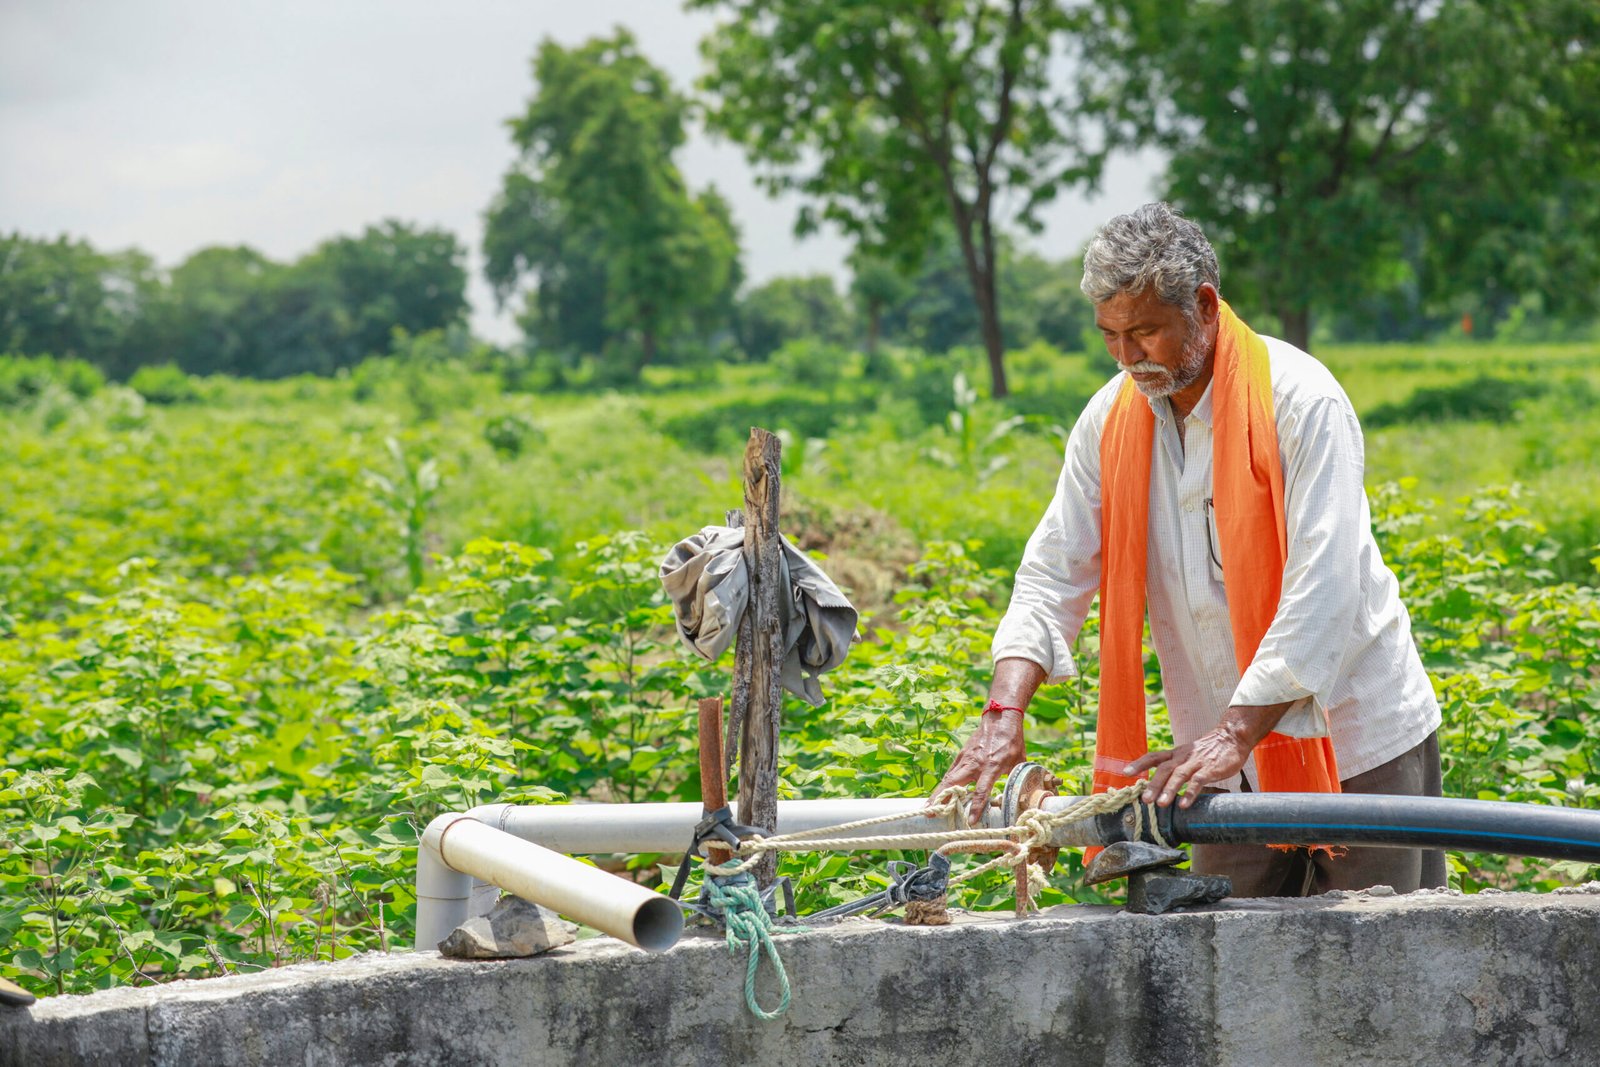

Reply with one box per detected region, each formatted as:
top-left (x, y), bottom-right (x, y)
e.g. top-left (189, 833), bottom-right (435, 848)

top-left (4, 889), bottom-right (1600, 1066)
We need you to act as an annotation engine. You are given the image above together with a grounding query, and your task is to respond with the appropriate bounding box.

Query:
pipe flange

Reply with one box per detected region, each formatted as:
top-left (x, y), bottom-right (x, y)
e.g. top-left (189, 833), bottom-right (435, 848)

top-left (1001, 762), bottom-right (1063, 875)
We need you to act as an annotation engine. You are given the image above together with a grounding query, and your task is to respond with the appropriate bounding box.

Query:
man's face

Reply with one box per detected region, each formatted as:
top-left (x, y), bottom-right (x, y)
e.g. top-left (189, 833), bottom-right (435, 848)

top-left (1094, 286), bottom-right (1212, 402)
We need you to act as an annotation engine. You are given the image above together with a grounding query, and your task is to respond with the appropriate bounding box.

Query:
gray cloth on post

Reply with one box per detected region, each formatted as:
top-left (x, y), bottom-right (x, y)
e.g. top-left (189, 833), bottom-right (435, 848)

top-left (660, 524), bottom-right (859, 706)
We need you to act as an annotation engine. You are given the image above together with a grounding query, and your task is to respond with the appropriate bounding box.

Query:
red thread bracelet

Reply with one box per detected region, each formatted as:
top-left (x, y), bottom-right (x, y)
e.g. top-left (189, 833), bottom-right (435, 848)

top-left (983, 699), bottom-right (1025, 716)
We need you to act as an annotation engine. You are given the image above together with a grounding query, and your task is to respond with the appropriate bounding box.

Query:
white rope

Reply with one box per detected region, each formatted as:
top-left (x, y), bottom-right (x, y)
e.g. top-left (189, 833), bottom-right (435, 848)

top-left (702, 781), bottom-right (1153, 912)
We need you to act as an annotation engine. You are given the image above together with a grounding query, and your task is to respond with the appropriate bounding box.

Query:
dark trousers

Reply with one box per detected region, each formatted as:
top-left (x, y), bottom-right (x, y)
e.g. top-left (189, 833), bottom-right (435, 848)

top-left (1191, 730), bottom-right (1447, 897)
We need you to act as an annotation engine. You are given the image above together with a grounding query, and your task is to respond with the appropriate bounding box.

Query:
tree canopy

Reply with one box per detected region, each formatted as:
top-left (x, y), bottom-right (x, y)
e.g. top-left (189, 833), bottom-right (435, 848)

top-left (1, 223), bottom-right (466, 380)
top-left (301, 220), bottom-right (469, 367)
top-left (692, 0), bottom-right (1097, 397)
top-left (735, 275), bottom-right (849, 361)
top-left (0, 234), bottom-right (162, 377)
top-left (484, 31), bottom-right (739, 378)
top-left (1083, 0), bottom-right (1600, 348)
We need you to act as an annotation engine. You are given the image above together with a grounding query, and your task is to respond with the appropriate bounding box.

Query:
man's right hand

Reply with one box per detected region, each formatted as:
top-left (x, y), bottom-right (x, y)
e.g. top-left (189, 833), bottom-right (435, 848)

top-left (931, 707), bottom-right (1028, 826)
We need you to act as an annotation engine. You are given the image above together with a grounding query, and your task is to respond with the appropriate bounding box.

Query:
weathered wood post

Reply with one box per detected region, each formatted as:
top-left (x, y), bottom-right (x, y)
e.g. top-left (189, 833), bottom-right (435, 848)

top-left (727, 428), bottom-right (783, 886)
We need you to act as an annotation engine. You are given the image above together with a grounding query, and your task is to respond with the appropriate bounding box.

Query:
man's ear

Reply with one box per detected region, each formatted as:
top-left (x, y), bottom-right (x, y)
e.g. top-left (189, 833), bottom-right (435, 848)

top-left (1195, 283), bottom-right (1221, 325)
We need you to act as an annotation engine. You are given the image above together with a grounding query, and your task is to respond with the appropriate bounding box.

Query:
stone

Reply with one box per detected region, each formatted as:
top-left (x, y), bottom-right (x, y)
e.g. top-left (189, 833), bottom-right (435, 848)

top-left (438, 896), bottom-right (576, 959)
top-left (1126, 870), bottom-right (1232, 914)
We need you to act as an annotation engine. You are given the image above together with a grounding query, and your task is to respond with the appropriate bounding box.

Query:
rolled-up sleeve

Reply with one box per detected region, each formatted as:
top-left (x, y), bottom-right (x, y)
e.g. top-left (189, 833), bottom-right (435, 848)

top-left (992, 402), bottom-right (1107, 684)
top-left (1230, 397), bottom-right (1364, 734)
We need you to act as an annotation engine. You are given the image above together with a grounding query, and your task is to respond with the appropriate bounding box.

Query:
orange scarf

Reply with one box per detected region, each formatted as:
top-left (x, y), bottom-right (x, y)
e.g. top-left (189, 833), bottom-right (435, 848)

top-left (1092, 300), bottom-right (1340, 802)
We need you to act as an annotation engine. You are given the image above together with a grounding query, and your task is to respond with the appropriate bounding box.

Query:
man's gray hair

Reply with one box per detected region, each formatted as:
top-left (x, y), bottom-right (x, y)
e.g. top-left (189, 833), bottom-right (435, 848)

top-left (1080, 202), bottom-right (1221, 312)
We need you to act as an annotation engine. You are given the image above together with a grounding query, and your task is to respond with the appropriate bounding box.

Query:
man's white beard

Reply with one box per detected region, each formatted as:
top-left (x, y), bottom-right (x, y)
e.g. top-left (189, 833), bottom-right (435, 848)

top-left (1127, 320), bottom-right (1209, 400)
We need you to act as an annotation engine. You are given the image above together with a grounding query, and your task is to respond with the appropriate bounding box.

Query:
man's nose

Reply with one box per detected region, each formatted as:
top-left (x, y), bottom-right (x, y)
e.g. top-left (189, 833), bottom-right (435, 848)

top-left (1108, 336), bottom-right (1141, 366)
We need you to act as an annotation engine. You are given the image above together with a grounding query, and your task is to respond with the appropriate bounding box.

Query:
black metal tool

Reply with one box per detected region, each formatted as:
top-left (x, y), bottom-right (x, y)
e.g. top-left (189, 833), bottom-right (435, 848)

top-left (667, 805), bottom-right (799, 924)
top-left (0, 976), bottom-right (36, 1008)
top-left (806, 854), bottom-right (953, 922)
top-left (1083, 840), bottom-right (1231, 915)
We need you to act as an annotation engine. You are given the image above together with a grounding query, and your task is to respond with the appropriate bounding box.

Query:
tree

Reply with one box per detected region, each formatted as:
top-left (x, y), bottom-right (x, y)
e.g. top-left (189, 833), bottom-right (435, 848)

top-left (159, 224), bottom-right (467, 379)
top-left (0, 233), bottom-right (161, 376)
top-left (302, 221), bottom-right (468, 365)
top-left (484, 31), bottom-right (739, 377)
top-left (692, 0), bottom-right (1096, 398)
top-left (848, 253), bottom-right (914, 358)
top-left (688, 185), bottom-right (746, 357)
top-left (160, 246), bottom-right (277, 376)
top-left (1082, 0), bottom-right (1600, 349)
top-left (735, 275), bottom-right (849, 361)
top-left (485, 170), bottom-right (611, 360)
top-left (875, 226), bottom-right (1084, 356)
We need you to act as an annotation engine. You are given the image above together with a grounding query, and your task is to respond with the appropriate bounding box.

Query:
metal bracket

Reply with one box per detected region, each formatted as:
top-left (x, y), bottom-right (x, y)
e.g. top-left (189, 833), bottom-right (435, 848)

top-left (666, 805), bottom-right (800, 926)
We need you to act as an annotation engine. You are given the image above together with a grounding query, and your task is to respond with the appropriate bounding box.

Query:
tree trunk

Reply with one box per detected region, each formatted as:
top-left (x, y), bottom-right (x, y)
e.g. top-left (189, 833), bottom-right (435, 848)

top-left (1279, 306), bottom-right (1312, 352)
top-left (947, 202), bottom-right (1011, 398)
top-left (640, 328), bottom-right (657, 366)
top-left (975, 272), bottom-right (1008, 400)
top-left (951, 211), bottom-right (1009, 398)
top-left (865, 301), bottom-right (881, 356)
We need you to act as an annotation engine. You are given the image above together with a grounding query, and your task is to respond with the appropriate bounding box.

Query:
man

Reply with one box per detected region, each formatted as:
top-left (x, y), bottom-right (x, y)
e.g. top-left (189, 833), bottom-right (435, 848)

top-left (934, 203), bottom-right (1445, 896)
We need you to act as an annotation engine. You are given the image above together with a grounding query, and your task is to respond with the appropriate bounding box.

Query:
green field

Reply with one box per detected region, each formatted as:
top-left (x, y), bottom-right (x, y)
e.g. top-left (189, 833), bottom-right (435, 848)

top-left (2, 340), bottom-right (1598, 995)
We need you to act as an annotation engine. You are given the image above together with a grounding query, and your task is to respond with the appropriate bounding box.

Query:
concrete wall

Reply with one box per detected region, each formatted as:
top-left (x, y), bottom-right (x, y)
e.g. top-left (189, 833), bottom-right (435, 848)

top-left (5, 887), bottom-right (1600, 1066)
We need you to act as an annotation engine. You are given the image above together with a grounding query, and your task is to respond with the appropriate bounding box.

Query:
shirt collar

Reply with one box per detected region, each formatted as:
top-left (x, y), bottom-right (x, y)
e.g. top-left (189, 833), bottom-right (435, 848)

top-left (1190, 380), bottom-right (1216, 425)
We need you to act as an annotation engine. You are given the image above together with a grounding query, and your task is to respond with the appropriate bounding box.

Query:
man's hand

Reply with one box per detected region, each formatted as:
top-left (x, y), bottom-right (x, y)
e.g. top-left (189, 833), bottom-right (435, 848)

top-left (1123, 701), bottom-right (1295, 807)
top-left (1123, 728), bottom-right (1252, 808)
top-left (931, 708), bottom-right (1027, 826)
top-left (933, 659), bottom-right (1045, 824)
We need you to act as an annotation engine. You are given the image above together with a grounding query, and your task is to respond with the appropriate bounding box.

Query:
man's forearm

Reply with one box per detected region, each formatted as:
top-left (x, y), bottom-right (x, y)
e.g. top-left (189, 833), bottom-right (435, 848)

top-left (1217, 701), bottom-right (1296, 751)
top-left (989, 657), bottom-right (1047, 711)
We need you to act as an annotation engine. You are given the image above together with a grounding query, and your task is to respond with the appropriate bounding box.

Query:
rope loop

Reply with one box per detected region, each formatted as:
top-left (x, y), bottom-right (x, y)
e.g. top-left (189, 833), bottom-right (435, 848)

top-left (704, 875), bottom-right (805, 1020)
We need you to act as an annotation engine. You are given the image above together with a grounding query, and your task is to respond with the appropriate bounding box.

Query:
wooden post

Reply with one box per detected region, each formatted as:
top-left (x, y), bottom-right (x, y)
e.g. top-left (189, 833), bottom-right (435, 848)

top-left (696, 697), bottom-right (732, 867)
top-left (729, 428), bottom-right (783, 886)
top-left (723, 507), bottom-right (747, 780)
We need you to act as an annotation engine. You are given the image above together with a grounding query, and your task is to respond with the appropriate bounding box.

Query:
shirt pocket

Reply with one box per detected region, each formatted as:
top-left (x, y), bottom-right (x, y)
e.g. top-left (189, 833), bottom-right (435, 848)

top-left (1203, 497), bottom-right (1226, 586)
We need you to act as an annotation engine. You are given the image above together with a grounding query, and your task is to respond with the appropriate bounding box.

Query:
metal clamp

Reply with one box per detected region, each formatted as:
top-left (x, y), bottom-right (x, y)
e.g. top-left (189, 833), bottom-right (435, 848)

top-left (667, 805), bottom-right (769, 902)
top-left (668, 806), bottom-right (799, 925)
top-left (806, 853), bottom-right (952, 922)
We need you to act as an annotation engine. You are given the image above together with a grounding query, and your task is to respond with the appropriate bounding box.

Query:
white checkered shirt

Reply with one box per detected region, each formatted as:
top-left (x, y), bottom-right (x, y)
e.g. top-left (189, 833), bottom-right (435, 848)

top-left (993, 336), bottom-right (1441, 786)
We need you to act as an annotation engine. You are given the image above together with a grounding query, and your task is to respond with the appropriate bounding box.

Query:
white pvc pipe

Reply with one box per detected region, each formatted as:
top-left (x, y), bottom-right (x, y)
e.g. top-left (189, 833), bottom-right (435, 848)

top-left (414, 793), bottom-right (1104, 952)
top-left (468, 797), bottom-right (996, 855)
top-left (415, 836), bottom-right (471, 951)
top-left (415, 813), bottom-right (684, 953)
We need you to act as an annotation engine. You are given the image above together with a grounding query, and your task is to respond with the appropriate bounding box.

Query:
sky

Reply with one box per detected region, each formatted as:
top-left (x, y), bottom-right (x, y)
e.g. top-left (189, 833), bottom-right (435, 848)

top-left (0, 1), bottom-right (1161, 342)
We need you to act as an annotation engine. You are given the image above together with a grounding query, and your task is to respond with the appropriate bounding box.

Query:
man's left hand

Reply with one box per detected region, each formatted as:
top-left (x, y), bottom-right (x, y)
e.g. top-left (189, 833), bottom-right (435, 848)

top-left (1122, 700), bottom-right (1298, 807)
top-left (1122, 728), bottom-right (1253, 808)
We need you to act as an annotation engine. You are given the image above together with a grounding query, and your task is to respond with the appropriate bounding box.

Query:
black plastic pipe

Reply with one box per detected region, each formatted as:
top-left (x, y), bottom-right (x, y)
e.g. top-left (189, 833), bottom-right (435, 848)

top-left (1135, 793), bottom-right (1600, 862)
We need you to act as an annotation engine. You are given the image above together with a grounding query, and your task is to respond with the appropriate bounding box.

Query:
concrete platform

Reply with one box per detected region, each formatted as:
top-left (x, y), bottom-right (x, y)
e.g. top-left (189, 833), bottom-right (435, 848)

top-left (5, 886), bottom-right (1599, 1066)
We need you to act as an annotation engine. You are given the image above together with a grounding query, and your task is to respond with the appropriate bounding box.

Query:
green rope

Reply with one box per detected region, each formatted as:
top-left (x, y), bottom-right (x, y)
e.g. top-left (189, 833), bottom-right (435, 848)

top-left (703, 876), bottom-right (806, 1020)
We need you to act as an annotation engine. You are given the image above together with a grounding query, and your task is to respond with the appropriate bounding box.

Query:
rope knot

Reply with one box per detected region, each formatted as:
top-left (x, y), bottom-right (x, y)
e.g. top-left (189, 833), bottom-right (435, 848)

top-left (704, 874), bottom-right (801, 1021)
top-left (925, 784), bottom-right (974, 827)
